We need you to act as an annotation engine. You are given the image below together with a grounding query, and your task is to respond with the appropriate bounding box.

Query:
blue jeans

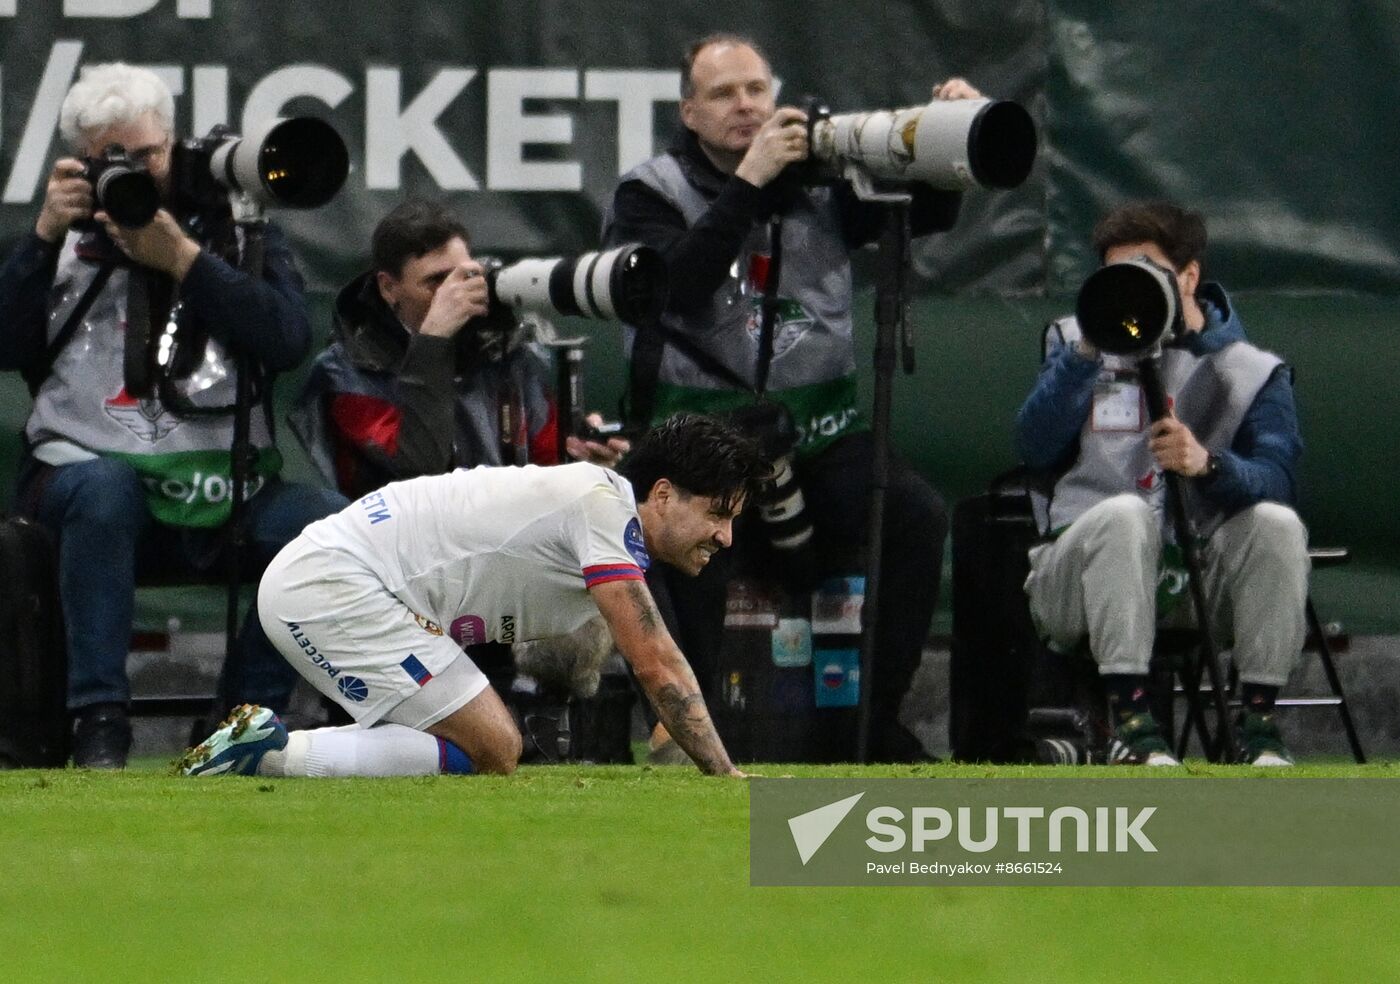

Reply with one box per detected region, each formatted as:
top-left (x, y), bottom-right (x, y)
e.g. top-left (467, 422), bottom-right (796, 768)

top-left (20, 455), bottom-right (347, 712)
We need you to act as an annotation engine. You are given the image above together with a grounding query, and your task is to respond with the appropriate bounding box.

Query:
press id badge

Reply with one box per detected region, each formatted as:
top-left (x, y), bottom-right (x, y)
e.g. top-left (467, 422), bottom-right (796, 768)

top-left (1092, 379), bottom-right (1144, 432)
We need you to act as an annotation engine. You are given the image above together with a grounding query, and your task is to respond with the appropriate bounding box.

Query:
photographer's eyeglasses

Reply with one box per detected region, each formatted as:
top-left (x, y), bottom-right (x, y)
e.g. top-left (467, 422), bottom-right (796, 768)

top-left (124, 139), bottom-right (171, 168)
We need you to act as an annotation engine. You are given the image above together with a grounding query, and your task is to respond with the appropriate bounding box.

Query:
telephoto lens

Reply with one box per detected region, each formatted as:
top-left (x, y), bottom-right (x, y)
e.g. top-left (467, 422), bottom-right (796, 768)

top-left (809, 97), bottom-right (1037, 191)
top-left (758, 452), bottom-right (815, 553)
top-left (753, 447), bottom-right (822, 594)
top-left (1027, 707), bottom-right (1099, 765)
top-left (205, 116), bottom-right (349, 209)
top-left (1075, 257), bottom-right (1182, 356)
top-left (1035, 736), bottom-right (1090, 765)
top-left (726, 402), bottom-right (817, 569)
top-left (487, 244), bottom-right (668, 325)
top-left (175, 117), bottom-right (350, 215)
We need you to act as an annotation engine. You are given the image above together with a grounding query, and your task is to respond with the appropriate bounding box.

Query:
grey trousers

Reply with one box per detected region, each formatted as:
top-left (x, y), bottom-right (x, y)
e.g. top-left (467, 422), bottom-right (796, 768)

top-left (1025, 495), bottom-right (1309, 685)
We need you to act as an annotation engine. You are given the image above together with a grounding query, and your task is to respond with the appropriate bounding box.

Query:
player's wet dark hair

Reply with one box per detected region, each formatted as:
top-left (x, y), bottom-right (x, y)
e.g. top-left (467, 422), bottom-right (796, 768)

top-left (618, 413), bottom-right (769, 514)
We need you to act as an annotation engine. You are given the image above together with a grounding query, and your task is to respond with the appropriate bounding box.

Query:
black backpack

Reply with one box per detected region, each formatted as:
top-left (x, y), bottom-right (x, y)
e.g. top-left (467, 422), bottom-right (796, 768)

top-left (0, 517), bottom-right (69, 768)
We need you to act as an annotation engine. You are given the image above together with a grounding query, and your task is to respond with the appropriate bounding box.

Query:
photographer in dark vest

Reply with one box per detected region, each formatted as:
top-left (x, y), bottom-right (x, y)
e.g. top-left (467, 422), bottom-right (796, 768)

top-left (1017, 201), bottom-right (1308, 767)
top-left (602, 33), bottom-right (981, 761)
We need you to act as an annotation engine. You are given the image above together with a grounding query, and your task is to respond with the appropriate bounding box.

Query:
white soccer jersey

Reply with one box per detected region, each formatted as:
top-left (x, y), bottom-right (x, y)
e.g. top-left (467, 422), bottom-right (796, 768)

top-left (299, 462), bottom-right (650, 647)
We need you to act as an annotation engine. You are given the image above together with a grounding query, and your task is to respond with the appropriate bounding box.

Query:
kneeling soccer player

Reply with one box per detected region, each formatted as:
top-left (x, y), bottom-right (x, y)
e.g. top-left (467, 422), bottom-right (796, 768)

top-left (179, 413), bottom-right (768, 778)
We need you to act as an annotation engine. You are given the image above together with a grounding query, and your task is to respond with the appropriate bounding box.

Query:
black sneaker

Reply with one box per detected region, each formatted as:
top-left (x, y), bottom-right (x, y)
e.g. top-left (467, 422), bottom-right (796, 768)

top-left (511, 696), bottom-right (573, 764)
top-left (1236, 711), bottom-right (1295, 767)
top-left (72, 703), bottom-right (132, 769)
top-left (1106, 712), bottom-right (1180, 766)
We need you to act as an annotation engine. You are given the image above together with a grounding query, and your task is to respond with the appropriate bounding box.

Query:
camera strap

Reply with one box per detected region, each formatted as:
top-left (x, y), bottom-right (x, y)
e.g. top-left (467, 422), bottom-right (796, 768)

top-left (754, 216), bottom-right (783, 396)
top-left (121, 267), bottom-right (179, 400)
top-left (497, 372), bottom-right (529, 466)
top-left (24, 259), bottom-right (118, 396)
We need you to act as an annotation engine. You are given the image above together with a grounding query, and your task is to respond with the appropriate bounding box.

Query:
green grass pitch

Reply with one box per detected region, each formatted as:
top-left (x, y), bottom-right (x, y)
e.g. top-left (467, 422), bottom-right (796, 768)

top-left (4, 760), bottom-right (1400, 983)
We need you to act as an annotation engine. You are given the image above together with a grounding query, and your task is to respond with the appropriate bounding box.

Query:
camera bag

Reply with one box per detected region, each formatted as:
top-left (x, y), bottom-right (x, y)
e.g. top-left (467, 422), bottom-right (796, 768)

top-left (948, 481), bottom-right (1059, 763)
top-left (0, 517), bottom-right (69, 768)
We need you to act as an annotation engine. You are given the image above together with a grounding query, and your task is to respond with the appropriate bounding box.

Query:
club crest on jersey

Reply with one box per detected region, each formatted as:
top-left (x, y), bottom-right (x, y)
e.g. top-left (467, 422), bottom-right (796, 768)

top-left (413, 613), bottom-right (444, 636)
top-left (744, 297), bottom-right (814, 360)
top-left (104, 386), bottom-right (179, 443)
top-left (624, 517), bottom-right (651, 570)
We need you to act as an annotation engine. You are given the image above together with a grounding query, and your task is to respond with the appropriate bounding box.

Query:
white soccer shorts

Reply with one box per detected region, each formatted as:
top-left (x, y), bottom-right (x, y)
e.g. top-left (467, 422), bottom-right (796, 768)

top-left (256, 536), bottom-right (489, 728)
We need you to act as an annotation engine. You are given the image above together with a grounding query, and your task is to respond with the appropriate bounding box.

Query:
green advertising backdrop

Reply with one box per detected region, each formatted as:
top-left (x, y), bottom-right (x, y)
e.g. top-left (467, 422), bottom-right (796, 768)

top-left (1, 1), bottom-right (1398, 582)
top-left (1045, 0), bottom-right (1400, 293)
top-left (0, 0), bottom-right (1047, 291)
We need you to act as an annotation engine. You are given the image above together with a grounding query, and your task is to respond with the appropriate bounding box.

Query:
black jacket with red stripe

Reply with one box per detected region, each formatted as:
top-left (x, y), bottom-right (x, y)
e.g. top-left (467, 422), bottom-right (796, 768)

top-left (289, 271), bottom-right (557, 499)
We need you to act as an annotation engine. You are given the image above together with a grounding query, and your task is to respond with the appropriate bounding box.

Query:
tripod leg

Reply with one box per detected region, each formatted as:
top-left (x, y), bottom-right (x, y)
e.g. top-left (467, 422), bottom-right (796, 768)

top-left (1308, 597), bottom-right (1366, 764)
top-left (1138, 357), bottom-right (1237, 761)
top-left (1174, 652), bottom-right (1218, 760)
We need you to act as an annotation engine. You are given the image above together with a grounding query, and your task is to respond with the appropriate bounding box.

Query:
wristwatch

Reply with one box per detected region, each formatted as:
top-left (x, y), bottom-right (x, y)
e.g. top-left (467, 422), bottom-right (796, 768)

top-left (1203, 452), bottom-right (1222, 479)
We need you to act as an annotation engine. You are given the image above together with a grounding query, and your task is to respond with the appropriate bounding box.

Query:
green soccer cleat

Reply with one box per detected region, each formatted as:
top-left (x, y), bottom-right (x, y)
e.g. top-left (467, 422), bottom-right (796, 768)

top-left (1236, 711), bottom-right (1295, 767)
top-left (176, 704), bottom-right (287, 777)
top-left (1107, 711), bottom-right (1181, 767)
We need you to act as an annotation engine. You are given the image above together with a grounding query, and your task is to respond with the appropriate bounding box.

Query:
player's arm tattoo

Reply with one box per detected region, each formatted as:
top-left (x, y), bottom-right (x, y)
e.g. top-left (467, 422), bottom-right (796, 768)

top-left (593, 579), bottom-right (736, 774)
top-left (624, 581), bottom-right (663, 635)
top-left (653, 682), bottom-right (735, 776)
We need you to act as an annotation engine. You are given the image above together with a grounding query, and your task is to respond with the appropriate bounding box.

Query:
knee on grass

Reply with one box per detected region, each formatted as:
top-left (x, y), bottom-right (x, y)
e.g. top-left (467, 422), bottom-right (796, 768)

top-left (443, 724), bottom-right (522, 776)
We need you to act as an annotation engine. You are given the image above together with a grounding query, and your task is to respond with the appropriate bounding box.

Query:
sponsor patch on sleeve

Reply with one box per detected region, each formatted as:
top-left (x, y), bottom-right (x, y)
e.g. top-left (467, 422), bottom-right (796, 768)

top-left (623, 517), bottom-right (651, 570)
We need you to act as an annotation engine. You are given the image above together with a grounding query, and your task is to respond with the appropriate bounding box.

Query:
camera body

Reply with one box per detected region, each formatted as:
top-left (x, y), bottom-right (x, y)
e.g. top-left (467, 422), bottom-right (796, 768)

top-left (170, 128), bottom-right (235, 219)
top-left (79, 145), bottom-right (160, 229)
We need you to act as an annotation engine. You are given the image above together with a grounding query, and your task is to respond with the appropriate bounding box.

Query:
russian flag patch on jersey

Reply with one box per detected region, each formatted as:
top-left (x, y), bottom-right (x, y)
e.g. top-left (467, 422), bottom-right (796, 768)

top-left (400, 654), bottom-right (434, 686)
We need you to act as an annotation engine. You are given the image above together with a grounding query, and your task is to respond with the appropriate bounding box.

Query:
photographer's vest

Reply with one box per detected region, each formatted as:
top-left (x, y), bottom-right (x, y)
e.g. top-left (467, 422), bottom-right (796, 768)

top-left (605, 154), bottom-right (861, 456)
top-left (26, 234), bottom-right (279, 528)
top-left (1040, 316), bottom-right (1283, 542)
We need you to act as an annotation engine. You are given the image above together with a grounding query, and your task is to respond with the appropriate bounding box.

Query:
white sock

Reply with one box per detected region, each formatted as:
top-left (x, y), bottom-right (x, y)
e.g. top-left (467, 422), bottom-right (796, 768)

top-left (257, 723), bottom-right (444, 778)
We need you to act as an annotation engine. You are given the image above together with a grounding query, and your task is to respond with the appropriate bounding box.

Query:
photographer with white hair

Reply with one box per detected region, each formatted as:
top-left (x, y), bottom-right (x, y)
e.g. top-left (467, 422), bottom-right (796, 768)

top-left (0, 62), bottom-right (345, 768)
